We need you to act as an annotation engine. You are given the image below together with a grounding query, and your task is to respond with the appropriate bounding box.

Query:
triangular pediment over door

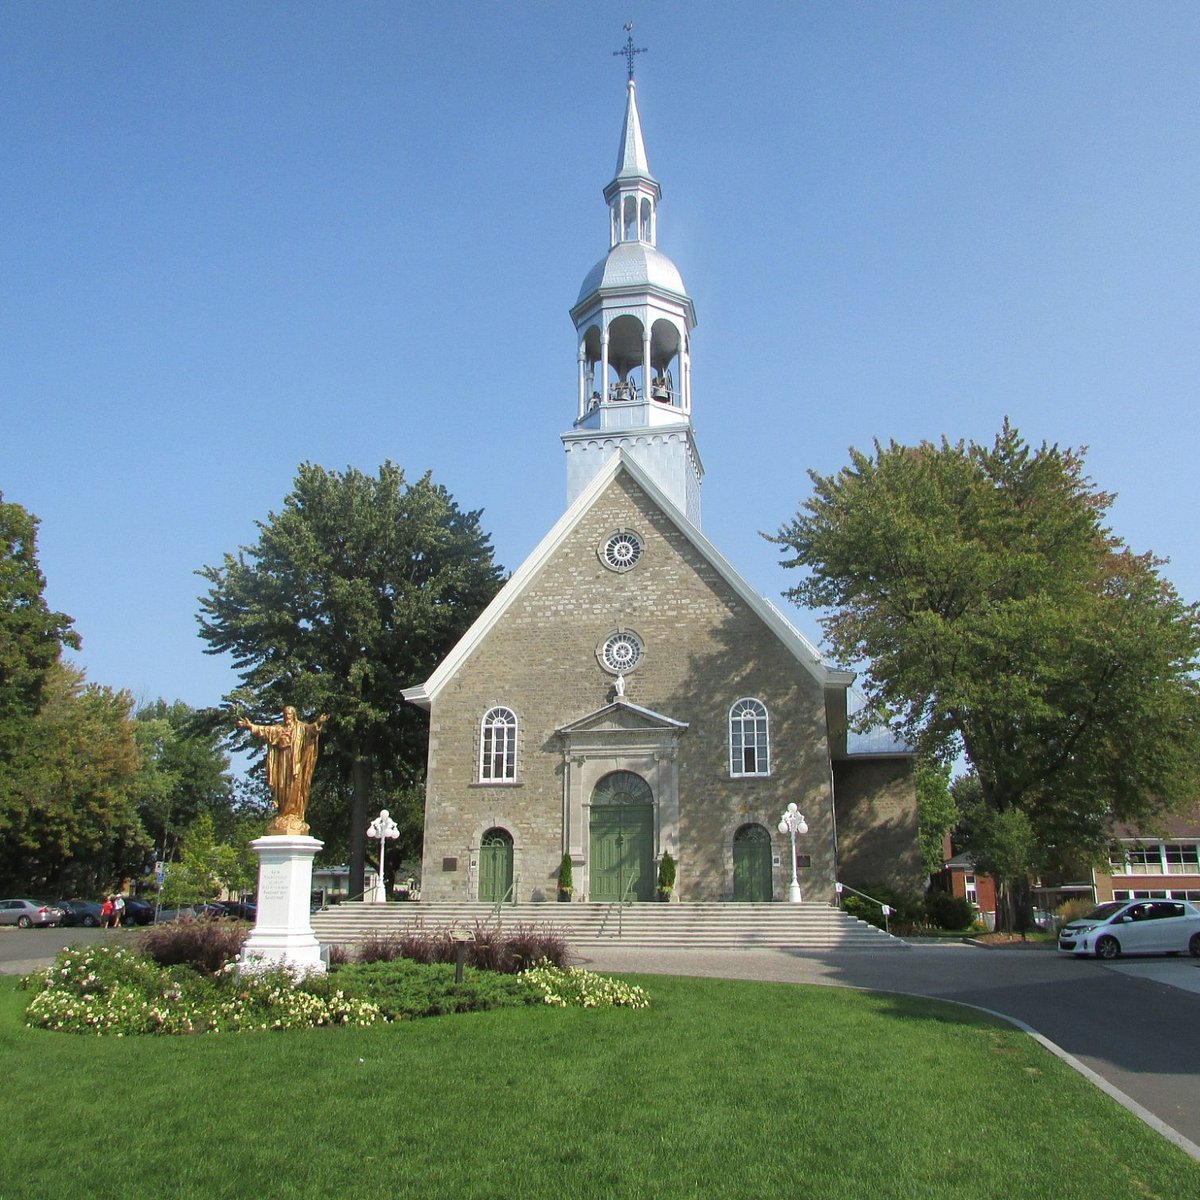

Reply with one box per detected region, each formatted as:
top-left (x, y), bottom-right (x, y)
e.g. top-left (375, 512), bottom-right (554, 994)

top-left (557, 701), bottom-right (687, 890)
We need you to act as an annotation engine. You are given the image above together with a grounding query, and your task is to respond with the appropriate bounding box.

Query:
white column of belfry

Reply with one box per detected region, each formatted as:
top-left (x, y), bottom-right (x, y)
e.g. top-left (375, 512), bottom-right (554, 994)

top-left (238, 835), bottom-right (326, 974)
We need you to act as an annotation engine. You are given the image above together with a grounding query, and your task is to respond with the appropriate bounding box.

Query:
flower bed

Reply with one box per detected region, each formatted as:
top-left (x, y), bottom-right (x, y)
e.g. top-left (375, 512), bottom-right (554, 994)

top-left (23, 943), bottom-right (648, 1036)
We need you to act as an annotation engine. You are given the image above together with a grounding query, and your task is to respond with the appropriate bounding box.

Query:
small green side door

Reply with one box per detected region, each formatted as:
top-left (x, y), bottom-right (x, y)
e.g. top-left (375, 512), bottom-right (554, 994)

top-left (733, 824), bottom-right (773, 902)
top-left (479, 829), bottom-right (514, 903)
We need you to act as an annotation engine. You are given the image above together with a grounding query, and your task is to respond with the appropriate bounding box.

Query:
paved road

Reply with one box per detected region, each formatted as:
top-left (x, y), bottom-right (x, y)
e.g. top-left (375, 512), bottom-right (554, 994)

top-left (6, 927), bottom-right (1198, 1157)
top-left (0, 924), bottom-right (139, 976)
top-left (576, 941), bottom-right (1200, 1157)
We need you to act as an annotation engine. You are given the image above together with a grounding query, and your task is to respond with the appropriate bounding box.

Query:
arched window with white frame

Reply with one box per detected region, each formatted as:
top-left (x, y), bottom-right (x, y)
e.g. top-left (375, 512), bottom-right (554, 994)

top-left (479, 706), bottom-right (518, 782)
top-left (729, 698), bottom-right (770, 777)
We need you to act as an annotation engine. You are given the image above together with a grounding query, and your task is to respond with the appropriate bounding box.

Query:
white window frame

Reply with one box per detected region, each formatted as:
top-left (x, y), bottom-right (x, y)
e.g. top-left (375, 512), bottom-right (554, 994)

top-left (1164, 843), bottom-right (1200, 874)
top-left (729, 698), bottom-right (770, 777)
top-left (478, 707), bottom-right (518, 783)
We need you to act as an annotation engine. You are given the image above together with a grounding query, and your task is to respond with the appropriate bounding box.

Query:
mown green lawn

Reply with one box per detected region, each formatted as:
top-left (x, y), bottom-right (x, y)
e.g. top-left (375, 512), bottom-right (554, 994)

top-left (2, 972), bottom-right (1195, 1200)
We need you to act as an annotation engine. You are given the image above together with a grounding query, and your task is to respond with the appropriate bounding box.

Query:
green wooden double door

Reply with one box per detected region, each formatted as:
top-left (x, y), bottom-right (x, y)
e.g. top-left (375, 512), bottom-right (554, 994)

top-left (589, 804), bottom-right (655, 902)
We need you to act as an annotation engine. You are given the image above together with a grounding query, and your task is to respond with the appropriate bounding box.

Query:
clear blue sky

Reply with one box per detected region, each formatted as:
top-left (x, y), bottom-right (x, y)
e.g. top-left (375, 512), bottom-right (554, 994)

top-left (4, 2), bottom-right (1198, 712)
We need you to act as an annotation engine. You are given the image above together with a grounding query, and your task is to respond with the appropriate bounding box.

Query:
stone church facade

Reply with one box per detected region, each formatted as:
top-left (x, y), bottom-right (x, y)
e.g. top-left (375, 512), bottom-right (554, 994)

top-left (404, 75), bottom-right (920, 905)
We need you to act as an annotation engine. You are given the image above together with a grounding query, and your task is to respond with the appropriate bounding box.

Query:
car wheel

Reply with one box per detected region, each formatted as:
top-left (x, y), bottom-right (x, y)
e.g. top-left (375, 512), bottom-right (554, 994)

top-left (16, 915), bottom-right (31, 928)
top-left (1190, 932), bottom-right (1200, 958)
top-left (1095, 935), bottom-right (1120, 960)
top-left (83, 915), bottom-right (98, 927)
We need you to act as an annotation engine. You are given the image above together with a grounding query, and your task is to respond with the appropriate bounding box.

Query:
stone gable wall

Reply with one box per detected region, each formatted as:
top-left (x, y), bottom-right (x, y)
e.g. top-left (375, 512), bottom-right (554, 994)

top-left (831, 757), bottom-right (922, 894)
top-left (420, 473), bottom-right (839, 902)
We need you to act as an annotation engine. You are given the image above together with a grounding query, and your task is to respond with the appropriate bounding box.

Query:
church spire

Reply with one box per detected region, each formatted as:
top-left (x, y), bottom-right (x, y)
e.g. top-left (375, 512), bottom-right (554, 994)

top-left (605, 81), bottom-right (660, 249)
top-left (613, 80), bottom-right (654, 188)
top-left (563, 50), bottom-right (703, 527)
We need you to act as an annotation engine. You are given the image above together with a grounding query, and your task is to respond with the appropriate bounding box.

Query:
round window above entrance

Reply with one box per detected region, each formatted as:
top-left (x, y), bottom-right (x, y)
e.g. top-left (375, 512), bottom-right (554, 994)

top-left (598, 629), bottom-right (644, 674)
top-left (600, 529), bottom-right (644, 573)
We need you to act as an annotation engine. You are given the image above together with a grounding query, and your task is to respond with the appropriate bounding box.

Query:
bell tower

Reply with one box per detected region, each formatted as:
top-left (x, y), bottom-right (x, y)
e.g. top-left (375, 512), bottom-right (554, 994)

top-left (562, 50), bottom-right (702, 527)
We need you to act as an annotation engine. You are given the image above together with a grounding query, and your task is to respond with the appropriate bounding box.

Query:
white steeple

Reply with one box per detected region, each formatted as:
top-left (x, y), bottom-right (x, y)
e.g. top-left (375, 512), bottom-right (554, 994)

top-left (563, 73), bottom-right (703, 527)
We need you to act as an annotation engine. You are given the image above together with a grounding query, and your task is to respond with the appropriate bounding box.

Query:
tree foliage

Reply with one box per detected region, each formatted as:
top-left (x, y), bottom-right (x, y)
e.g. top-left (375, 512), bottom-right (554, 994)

top-left (0, 662), bottom-right (148, 894)
top-left (133, 699), bottom-right (241, 861)
top-left (0, 495), bottom-right (81, 826)
top-left (197, 462), bottom-right (504, 893)
top-left (776, 422), bottom-right (1200, 904)
top-left (915, 757), bottom-right (957, 878)
top-left (0, 497), bottom-right (151, 892)
top-left (159, 812), bottom-right (258, 907)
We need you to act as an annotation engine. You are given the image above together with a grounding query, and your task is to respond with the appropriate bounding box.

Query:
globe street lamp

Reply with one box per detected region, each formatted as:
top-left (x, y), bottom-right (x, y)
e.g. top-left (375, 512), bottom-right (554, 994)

top-left (366, 808), bottom-right (399, 903)
top-left (777, 802), bottom-right (809, 903)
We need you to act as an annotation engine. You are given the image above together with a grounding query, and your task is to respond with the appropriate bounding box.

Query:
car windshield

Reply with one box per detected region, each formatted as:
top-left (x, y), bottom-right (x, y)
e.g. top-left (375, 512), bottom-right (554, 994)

top-left (1080, 902), bottom-right (1126, 922)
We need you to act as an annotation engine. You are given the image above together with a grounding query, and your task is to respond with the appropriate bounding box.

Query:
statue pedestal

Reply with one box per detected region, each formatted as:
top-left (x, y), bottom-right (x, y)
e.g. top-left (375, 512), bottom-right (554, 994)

top-left (238, 835), bottom-right (326, 975)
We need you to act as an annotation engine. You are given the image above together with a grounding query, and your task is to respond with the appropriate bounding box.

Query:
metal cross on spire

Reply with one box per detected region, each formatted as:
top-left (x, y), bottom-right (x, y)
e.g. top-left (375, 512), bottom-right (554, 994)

top-left (614, 21), bottom-right (647, 81)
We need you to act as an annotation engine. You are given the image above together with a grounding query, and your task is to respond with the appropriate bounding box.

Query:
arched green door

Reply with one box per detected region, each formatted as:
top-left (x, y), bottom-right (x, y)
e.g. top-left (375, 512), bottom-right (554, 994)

top-left (479, 828), bottom-right (514, 903)
top-left (589, 771), bottom-right (654, 902)
top-left (733, 824), bottom-right (773, 902)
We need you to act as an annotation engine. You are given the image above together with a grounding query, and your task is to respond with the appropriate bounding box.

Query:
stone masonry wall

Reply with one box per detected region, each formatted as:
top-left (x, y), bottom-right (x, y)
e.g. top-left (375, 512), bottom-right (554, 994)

top-left (832, 757), bottom-right (922, 894)
top-left (419, 472), bottom-right (838, 902)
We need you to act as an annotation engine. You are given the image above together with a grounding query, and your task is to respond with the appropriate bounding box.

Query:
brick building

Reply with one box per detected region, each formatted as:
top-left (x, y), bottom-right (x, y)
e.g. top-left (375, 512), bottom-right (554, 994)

top-left (1093, 814), bottom-right (1200, 903)
top-left (403, 77), bottom-right (920, 905)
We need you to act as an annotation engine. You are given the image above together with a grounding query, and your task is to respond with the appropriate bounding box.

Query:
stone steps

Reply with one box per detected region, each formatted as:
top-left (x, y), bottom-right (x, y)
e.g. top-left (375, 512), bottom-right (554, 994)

top-left (310, 901), bottom-right (907, 950)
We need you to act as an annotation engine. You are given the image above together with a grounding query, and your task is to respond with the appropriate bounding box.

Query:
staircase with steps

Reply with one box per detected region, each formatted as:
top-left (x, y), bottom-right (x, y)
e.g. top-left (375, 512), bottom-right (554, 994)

top-left (310, 901), bottom-right (907, 951)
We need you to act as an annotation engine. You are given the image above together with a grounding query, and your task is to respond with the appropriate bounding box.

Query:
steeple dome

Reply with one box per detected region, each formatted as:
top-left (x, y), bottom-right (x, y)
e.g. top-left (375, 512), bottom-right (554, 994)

top-left (563, 78), bottom-right (702, 527)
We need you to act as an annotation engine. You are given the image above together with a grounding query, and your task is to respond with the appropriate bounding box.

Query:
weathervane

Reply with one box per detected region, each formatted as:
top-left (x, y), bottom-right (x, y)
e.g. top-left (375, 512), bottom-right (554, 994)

top-left (614, 21), bottom-right (647, 81)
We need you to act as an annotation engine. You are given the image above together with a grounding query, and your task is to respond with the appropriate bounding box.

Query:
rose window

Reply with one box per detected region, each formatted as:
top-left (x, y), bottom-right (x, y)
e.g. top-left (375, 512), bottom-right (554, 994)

top-left (602, 531), bottom-right (643, 572)
top-left (601, 632), bottom-right (643, 673)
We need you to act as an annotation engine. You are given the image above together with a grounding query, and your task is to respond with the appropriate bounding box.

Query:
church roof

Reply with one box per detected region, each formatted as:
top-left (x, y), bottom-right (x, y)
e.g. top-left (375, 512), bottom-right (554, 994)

top-left (402, 451), bottom-right (854, 711)
top-left (574, 241), bottom-right (688, 307)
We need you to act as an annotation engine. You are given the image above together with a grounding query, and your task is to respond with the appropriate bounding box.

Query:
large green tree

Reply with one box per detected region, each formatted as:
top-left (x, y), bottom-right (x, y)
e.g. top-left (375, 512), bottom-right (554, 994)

top-left (197, 462), bottom-right (503, 894)
top-left (0, 494), bottom-right (80, 811)
top-left (133, 699), bottom-right (242, 861)
top-left (776, 423), bottom-right (1200, 925)
top-left (0, 661), bottom-right (148, 894)
top-left (915, 757), bottom-right (957, 879)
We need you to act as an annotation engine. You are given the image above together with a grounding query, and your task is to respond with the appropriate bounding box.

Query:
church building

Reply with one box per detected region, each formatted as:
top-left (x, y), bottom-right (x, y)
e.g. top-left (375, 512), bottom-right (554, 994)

top-left (403, 72), bottom-right (920, 906)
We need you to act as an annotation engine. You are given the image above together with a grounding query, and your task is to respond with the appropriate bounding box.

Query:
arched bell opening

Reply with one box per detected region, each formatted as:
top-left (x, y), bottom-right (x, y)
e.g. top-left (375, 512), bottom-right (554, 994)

top-left (649, 318), bottom-right (682, 408)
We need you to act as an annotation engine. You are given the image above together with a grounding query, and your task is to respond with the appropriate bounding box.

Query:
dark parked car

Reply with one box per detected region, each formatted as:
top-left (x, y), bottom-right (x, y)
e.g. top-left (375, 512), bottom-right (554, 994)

top-left (186, 901), bottom-right (256, 921)
top-left (52, 899), bottom-right (103, 927)
top-left (118, 896), bottom-right (156, 926)
top-left (0, 899), bottom-right (64, 928)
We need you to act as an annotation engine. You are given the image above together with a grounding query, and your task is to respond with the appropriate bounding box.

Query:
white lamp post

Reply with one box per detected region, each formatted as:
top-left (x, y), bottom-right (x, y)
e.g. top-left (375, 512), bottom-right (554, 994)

top-left (366, 808), bottom-right (399, 903)
top-left (777, 802), bottom-right (809, 903)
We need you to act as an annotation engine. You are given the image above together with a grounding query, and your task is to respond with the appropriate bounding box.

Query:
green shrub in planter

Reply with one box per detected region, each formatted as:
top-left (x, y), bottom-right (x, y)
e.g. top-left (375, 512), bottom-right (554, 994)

top-left (657, 851), bottom-right (676, 899)
top-left (556, 853), bottom-right (574, 900)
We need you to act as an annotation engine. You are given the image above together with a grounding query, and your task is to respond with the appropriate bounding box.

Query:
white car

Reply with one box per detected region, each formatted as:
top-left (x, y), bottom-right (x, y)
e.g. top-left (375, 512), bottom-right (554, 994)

top-left (1058, 899), bottom-right (1200, 959)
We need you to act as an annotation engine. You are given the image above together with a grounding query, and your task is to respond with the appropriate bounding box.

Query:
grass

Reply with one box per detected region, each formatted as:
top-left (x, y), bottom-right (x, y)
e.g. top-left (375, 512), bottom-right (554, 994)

top-left (2, 972), bottom-right (1197, 1200)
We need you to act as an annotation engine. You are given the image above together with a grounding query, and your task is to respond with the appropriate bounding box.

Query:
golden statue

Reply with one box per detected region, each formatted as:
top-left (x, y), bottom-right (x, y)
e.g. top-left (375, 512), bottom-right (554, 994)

top-left (239, 707), bottom-right (328, 835)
